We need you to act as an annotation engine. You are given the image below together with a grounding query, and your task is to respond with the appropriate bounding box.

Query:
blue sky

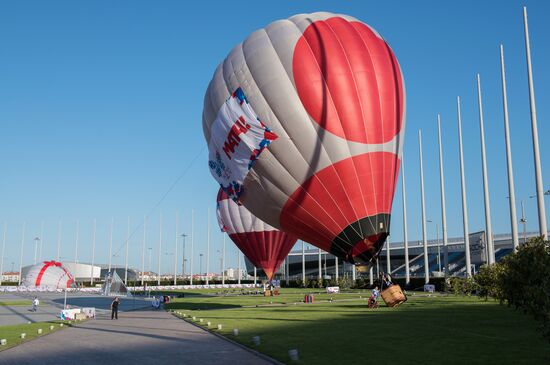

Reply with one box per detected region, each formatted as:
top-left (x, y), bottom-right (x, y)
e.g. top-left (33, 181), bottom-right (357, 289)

top-left (0, 0), bottom-right (548, 275)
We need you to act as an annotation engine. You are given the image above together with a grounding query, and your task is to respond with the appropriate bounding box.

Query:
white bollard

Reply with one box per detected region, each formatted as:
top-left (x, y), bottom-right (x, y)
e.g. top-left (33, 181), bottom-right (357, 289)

top-left (252, 335), bottom-right (261, 346)
top-left (217, 324), bottom-right (222, 330)
top-left (50, 325), bottom-right (55, 330)
top-left (1, 339), bottom-right (7, 346)
top-left (183, 313), bottom-right (187, 317)
top-left (288, 349), bottom-right (299, 361)
top-left (37, 329), bottom-right (42, 334)
top-left (20, 333), bottom-right (26, 339)
top-left (199, 318), bottom-right (203, 323)
top-left (60, 323), bottom-right (64, 327)
top-left (192, 316), bottom-right (196, 320)
top-left (27, 321), bottom-right (31, 324)
top-left (207, 321), bottom-right (211, 327)
top-left (233, 328), bottom-right (239, 336)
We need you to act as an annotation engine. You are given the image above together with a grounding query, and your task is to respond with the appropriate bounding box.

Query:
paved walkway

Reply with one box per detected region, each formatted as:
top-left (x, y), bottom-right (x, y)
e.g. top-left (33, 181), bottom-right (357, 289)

top-left (0, 309), bottom-right (273, 365)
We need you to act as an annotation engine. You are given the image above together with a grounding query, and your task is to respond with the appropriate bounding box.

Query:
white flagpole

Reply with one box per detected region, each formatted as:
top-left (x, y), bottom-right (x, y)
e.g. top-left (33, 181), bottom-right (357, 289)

top-left (301, 241), bottom-right (305, 284)
top-left (125, 217), bottom-right (130, 285)
top-left (174, 212), bottom-right (178, 286)
top-left (39, 221), bottom-right (44, 262)
top-left (237, 250), bottom-right (241, 285)
top-left (500, 45), bottom-right (519, 249)
top-left (457, 97), bottom-right (472, 276)
top-left (108, 218), bottom-right (113, 272)
top-left (523, 7), bottom-right (547, 239)
top-left (56, 220), bottom-right (62, 262)
top-left (91, 219), bottom-right (96, 285)
top-left (222, 234), bottom-right (226, 285)
top-left (190, 210), bottom-right (194, 285)
top-left (419, 130), bottom-right (429, 284)
top-left (0, 222), bottom-right (6, 286)
top-left (206, 208), bottom-right (210, 285)
top-left (386, 236), bottom-right (391, 273)
top-left (476, 74), bottom-right (495, 265)
top-left (401, 158), bottom-right (410, 285)
top-left (74, 219), bottom-right (79, 264)
top-left (142, 216), bottom-right (146, 286)
top-left (19, 222), bottom-right (26, 286)
top-left (437, 114), bottom-right (449, 275)
top-left (158, 214), bottom-right (162, 286)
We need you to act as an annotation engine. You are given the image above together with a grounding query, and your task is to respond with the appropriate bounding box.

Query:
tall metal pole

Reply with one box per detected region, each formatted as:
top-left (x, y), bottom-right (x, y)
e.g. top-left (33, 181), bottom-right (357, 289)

top-left (141, 216), bottom-right (146, 286)
top-left (523, 7), bottom-right (547, 239)
top-left (19, 222), bottom-right (26, 286)
top-left (222, 234), bottom-right (225, 285)
top-left (158, 214), bottom-right (162, 286)
top-left (369, 266), bottom-right (373, 286)
top-left (301, 241), bottom-right (305, 284)
top-left (457, 97), bottom-right (472, 276)
top-left (237, 251), bottom-right (241, 285)
top-left (335, 256), bottom-right (339, 281)
top-left (39, 221), bottom-right (44, 262)
top-left (34, 237), bottom-right (39, 264)
top-left (401, 159), bottom-right (410, 285)
top-left (386, 236), bottom-right (391, 273)
top-left (108, 218), bottom-right (113, 272)
top-left (182, 234), bottom-right (187, 279)
top-left (520, 200), bottom-right (527, 244)
top-left (206, 208), bottom-right (210, 285)
top-left (0, 222), bottom-right (6, 286)
top-left (318, 247), bottom-right (322, 280)
top-left (74, 219), bottom-right (79, 263)
top-left (254, 267), bottom-right (257, 285)
top-left (91, 218), bottom-right (96, 285)
top-left (437, 114), bottom-right (449, 275)
top-left (174, 212), bottom-right (178, 286)
top-left (352, 264), bottom-right (356, 282)
top-left (419, 130), bottom-right (429, 284)
top-left (56, 220), bottom-right (62, 262)
top-left (500, 45), bottom-right (520, 249)
top-left (477, 74), bottom-right (495, 265)
top-left (190, 209), bottom-right (194, 285)
top-left (125, 216), bottom-right (130, 285)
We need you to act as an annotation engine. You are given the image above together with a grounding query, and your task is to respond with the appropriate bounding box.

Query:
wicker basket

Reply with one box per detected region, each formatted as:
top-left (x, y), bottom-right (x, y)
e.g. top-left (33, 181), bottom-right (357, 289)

top-left (380, 284), bottom-right (407, 307)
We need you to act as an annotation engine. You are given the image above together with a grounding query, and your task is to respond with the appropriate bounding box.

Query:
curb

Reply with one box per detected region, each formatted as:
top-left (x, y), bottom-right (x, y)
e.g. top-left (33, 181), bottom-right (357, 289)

top-left (170, 312), bottom-right (286, 365)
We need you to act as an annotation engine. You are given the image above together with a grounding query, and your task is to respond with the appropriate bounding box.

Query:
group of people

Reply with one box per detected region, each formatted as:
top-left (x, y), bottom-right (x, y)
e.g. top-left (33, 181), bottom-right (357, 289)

top-left (368, 272), bottom-right (393, 308)
top-left (151, 295), bottom-right (170, 309)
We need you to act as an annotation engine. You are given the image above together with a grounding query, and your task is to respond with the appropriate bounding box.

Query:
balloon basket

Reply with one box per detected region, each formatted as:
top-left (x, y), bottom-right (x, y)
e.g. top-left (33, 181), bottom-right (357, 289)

top-left (381, 285), bottom-right (407, 308)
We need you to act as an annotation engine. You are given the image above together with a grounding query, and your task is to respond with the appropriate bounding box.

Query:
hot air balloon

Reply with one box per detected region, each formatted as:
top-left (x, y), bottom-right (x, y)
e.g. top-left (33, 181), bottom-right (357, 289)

top-left (22, 261), bottom-right (75, 289)
top-left (216, 188), bottom-right (297, 280)
top-left (204, 12), bottom-right (405, 266)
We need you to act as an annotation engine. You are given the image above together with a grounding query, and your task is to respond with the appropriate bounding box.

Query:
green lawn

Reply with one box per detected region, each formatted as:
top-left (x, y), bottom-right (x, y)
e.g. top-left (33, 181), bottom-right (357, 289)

top-left (0, 300), bottom-right (32, 306)
top-left (166, 291), bottom-right (550, 364)
top-left (0, 320), bottom-right (73, 351)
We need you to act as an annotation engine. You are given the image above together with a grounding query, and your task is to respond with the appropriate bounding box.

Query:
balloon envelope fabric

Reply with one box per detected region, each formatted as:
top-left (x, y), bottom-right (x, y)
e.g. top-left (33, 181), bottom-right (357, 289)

top-left (204, 12), bottom-right (405, 265)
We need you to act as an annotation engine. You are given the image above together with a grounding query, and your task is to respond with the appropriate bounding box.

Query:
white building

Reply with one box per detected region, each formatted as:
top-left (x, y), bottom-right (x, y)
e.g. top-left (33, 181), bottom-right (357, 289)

top-left (1, 271), bottom-right (20, 282)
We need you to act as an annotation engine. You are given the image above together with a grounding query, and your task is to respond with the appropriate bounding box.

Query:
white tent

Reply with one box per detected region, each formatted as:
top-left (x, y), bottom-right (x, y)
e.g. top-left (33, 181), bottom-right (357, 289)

top-left (22, 261), bottom-right (74, 289)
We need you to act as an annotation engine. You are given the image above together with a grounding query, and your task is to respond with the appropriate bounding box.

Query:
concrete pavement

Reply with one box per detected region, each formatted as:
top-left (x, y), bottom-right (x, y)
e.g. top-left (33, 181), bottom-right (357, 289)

top-left (0, 308), bottom-right (274, 365)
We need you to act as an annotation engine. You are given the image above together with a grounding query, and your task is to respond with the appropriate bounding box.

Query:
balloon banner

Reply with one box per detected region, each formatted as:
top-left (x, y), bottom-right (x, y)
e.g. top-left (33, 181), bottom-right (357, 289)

top-left (208, 87), bottom-right (278, 200)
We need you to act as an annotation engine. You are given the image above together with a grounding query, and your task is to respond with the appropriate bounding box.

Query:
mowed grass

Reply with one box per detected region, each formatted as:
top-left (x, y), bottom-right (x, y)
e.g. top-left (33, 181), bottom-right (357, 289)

top-left (0, 300), bottom-right (32, 306)
top-left (0, 320), bottom-right (72, 351)
top-left (167, 292), bottom-right (550, 365)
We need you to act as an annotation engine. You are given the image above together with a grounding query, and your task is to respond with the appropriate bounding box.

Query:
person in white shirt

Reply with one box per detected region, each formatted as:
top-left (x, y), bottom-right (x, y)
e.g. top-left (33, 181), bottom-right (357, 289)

top-left (32, 297), bottom-right (39, 312)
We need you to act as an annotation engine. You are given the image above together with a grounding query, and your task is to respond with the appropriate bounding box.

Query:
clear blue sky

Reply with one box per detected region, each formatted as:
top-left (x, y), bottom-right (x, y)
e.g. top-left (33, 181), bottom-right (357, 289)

top-left (1, 0), bottom-right (548, 275)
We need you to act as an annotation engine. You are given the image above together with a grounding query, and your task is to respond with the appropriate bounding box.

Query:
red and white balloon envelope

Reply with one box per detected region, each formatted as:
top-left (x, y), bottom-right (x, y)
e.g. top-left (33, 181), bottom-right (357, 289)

top-left (204, 12), bottom-right (405, 266)
top-left (216, 188), bottom-right (297, 280)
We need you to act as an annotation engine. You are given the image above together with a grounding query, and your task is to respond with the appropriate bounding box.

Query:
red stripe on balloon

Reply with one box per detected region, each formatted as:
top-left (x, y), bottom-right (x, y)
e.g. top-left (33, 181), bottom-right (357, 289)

top-left (229, 231), bottom-right (297, 280)
top-left (280, 152), bottom-right (400, 251)
top-left (293, 17), bottom-right (403, 144)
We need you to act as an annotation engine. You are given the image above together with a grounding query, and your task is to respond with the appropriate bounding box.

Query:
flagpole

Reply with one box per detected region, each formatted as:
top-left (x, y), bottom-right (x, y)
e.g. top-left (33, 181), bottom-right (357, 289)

top-left (206, 208), bottom-right (210, 285)
top-left (158, 214), bottom-right (162, 286)
top-left (56, 220), bottom-right (62, 262)
top-left (0, 223), bottom-right (6, 286)
top-left (222, 234), bottom-right (226, 285)
top-left (141, 216), bottom-right (146, 286)
top-left (419, 130), bottom-right (429, 284)
top-left (190, 210), bottom-right (194, 285)
top-left (477, 74), bottom-right (495, 264)
top-left (125, 217), bottom-right (130, 285)
top-left (500, 45), bottom-right (519, 249)
top-left (401, 158), bottom-right (410, 285)
top-left (437, 114), bottom-right (449, 275)
top-left (19, 222), bottom-right (26, 286)
top-left (91, 218), bottom-right (96, 285)
top-left (39, 221), bottom-right (44, 262)
top-left (174, 212), bottom-right (179, 286)
top-left (523, 7), bottom-right (547, 239)
top-left (386, 236), bottom-right (391, 273)
top-left (108, 218), bottom-right (113, 272)
top-left (457, 97), bottom-right (472, 276)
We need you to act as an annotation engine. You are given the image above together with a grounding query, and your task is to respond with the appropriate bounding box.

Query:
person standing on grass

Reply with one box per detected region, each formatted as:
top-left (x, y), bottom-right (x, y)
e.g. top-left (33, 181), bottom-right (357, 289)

top-left (111, 297), bottom-right (119, 320)
top-left (32, 296), bottom-right (39, 312)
